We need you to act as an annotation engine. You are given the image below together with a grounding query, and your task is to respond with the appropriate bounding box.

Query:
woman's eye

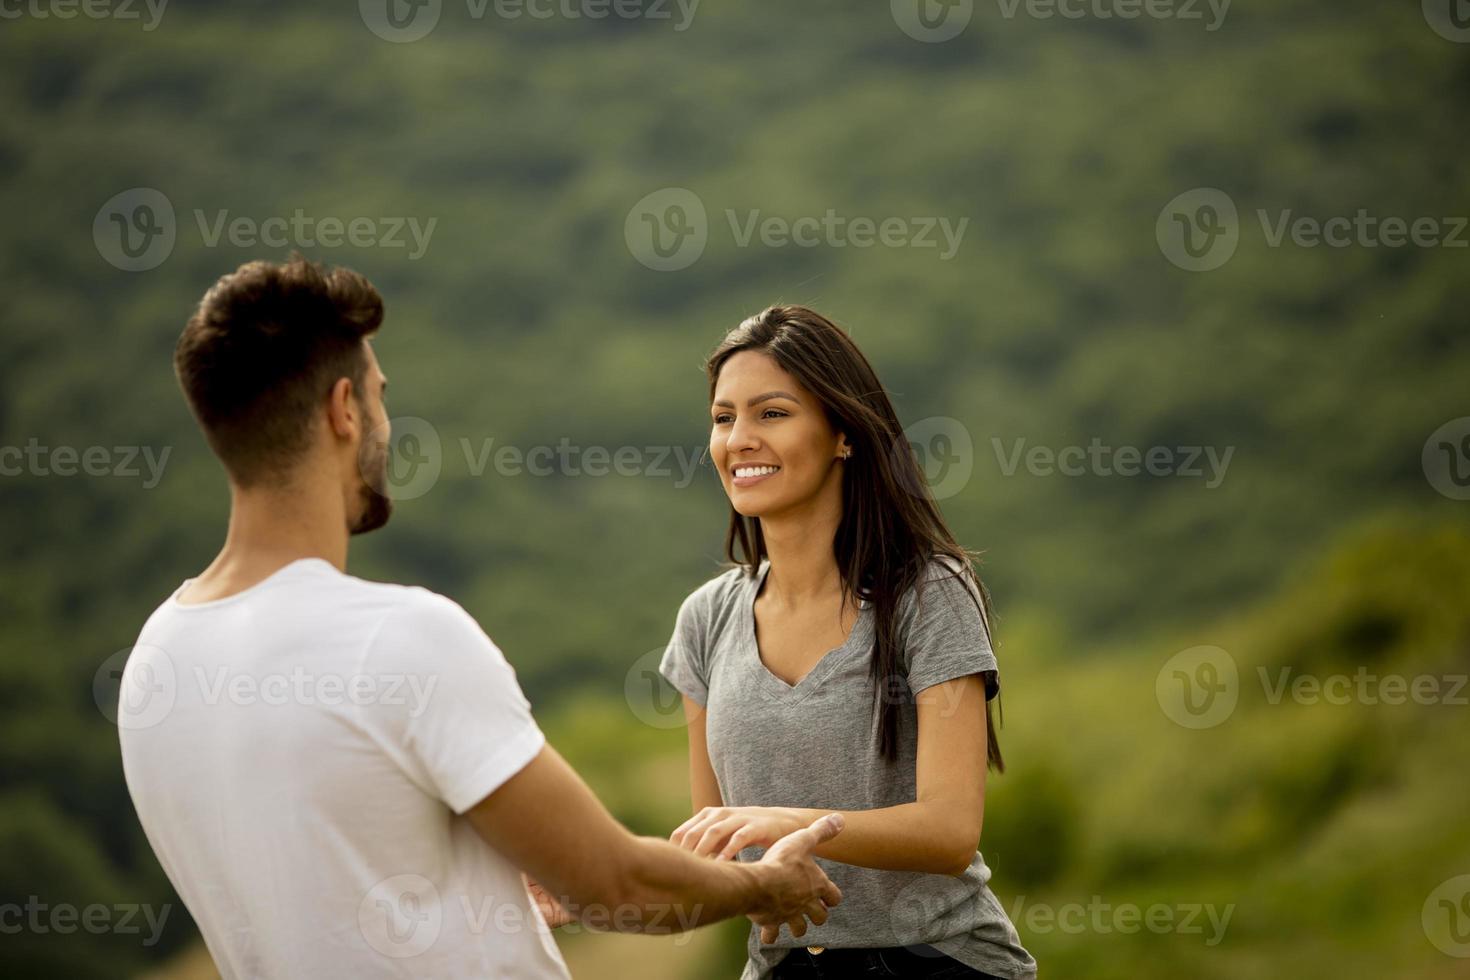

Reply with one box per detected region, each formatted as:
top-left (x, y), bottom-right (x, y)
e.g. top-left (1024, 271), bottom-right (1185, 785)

top-left (761, 409), bottom-right (788, 420)
top-left (713, 414), bottom-right (733, 425)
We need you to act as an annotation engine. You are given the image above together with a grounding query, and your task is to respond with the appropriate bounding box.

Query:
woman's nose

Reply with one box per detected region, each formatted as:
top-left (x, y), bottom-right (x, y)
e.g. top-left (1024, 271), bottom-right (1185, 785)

top-left (725, 417), bottom-right (761, 454)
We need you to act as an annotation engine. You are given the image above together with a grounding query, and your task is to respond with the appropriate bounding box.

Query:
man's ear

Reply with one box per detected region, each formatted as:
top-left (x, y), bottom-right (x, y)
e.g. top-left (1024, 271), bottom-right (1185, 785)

top-left (326, 377), bottom-right (358, 440)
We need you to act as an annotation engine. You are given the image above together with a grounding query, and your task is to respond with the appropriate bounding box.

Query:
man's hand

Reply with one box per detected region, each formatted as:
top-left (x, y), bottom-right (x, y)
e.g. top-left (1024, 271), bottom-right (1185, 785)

top-left (468, 746), bottom-right (838, 935)
top-left (746, 813), bottom-right (845, 945)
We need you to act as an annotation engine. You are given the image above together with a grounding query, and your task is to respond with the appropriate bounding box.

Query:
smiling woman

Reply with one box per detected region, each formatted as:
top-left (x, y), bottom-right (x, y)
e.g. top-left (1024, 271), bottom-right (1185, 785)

top-left (660, 306), bottom-right (1037, 980)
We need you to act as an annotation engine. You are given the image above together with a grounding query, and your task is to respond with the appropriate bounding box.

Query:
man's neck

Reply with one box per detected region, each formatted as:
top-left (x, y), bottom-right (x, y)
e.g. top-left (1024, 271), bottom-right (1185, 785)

top-left (179, 479), bottom-right (350, 603)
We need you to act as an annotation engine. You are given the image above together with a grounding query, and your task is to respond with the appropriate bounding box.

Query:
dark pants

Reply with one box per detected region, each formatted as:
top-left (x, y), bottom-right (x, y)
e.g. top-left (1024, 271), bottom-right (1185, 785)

top-left (771, 944), bottom-right (1007, 979)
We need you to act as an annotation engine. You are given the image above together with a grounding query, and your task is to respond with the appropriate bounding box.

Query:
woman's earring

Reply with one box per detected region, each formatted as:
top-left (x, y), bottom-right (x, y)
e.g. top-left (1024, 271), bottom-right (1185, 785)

top-left (842, 448), bottom-right (853, 459)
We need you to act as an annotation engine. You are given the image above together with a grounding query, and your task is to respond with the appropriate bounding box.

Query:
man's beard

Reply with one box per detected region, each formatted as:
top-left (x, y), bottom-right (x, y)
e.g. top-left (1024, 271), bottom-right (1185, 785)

top-left (351, 438), bottom-right (393, 536)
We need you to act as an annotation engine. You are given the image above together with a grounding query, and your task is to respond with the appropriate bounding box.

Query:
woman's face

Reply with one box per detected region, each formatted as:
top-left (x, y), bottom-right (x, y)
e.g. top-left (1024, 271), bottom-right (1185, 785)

top-left (709, 350), bottom-right (849, 519)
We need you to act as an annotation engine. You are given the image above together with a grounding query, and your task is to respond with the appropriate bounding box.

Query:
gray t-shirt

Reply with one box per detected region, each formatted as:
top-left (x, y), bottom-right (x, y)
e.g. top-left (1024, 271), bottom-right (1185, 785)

top-left (660, 557), bottom-right (1038, 980)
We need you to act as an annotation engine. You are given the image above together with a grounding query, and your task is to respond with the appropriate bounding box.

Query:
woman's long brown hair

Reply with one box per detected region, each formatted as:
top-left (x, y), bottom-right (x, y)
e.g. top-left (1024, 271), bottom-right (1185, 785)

top-left (707, 305), bottom-right (1004, 771)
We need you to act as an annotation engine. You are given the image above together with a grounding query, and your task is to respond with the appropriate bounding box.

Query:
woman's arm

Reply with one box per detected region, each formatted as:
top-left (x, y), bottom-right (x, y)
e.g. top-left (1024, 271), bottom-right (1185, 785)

top-left (671, 676), bottom-right (988, 877)
top-left (683, 695), bottom-right (725, 812)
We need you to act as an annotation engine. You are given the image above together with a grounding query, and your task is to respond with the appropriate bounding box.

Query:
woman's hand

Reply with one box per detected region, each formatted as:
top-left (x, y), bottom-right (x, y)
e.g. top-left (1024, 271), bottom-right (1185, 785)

top-left (522, 873), bottom-right (575, 929)
top-left (670, 806), bottom-right (807, 861)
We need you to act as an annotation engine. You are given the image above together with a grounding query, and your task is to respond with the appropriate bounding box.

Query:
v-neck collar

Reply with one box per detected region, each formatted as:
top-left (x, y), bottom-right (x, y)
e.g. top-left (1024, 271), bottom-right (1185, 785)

top-left (742, 560), bottom-right (873, 704)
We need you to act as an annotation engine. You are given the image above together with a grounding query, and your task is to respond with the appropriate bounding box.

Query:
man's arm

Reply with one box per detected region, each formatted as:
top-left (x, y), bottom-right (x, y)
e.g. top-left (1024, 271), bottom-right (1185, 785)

top-left (465, 743), bottom-right (843, 937)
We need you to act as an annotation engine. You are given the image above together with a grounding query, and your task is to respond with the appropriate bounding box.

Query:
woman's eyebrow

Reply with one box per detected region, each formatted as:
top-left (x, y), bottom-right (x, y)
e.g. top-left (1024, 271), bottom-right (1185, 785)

top-left (711, 390), bottom-right (800, 409)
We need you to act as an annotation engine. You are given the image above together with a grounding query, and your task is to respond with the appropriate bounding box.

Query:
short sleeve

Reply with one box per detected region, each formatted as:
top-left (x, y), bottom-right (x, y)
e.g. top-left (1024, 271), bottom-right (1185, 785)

top-left (659, 586), bottom-right (711, 706)
top-left (902, 560), bottom-right (1001, 699)
top-left (361, 592), bottom-right (546, 815)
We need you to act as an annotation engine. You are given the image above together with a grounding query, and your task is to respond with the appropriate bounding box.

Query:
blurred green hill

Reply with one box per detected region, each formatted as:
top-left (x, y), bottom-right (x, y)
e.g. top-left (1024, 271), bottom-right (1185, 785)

top-left (1, 1), bottom-right (1467, 976)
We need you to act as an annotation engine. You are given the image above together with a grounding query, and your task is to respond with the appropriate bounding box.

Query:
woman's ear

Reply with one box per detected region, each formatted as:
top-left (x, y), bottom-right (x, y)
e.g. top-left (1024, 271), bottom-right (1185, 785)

top-left (836, 433), bottom-right (853, 460)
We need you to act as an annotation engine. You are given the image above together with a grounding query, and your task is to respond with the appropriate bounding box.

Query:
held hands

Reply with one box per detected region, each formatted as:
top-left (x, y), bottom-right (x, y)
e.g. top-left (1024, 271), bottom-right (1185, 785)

top-left (743, 812), bottom-right (846, 944)
top-left (670, 805), bottom-right (808, 861)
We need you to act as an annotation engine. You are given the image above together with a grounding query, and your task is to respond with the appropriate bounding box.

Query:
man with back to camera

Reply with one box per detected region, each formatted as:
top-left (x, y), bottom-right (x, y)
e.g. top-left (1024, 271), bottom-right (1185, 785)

top-left (116, 254), bottom-right (844, 978)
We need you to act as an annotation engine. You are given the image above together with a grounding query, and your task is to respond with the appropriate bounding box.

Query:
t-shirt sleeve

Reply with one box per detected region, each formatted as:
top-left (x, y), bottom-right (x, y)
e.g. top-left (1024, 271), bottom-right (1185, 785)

top-left (902, 560), bottom-right (1001, 699)
top-left (659, 586), bottom-right (711, 706)
top-left (362, 592), bottom-right (546, 815)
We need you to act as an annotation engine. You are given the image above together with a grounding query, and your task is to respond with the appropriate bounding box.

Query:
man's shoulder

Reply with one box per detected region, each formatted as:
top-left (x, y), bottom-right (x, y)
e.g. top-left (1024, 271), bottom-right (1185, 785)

top-left (337, 574), bottom-right (477, 634)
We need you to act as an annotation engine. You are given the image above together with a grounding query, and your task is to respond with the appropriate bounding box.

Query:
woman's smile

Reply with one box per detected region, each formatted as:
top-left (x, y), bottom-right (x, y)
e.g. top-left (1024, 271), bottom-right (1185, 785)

top-left (731, 463), bottom-right (782, 488)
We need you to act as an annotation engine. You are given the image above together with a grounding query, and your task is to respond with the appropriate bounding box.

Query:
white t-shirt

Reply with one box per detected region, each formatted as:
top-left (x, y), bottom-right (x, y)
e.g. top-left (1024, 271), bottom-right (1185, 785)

top-left (117, 557), bottom-right (571, 979)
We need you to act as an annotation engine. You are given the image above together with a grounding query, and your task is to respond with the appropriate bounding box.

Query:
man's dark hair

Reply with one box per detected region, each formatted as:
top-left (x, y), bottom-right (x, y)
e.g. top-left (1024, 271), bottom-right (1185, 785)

top-left (175, 255), bottom-right (384, 486)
